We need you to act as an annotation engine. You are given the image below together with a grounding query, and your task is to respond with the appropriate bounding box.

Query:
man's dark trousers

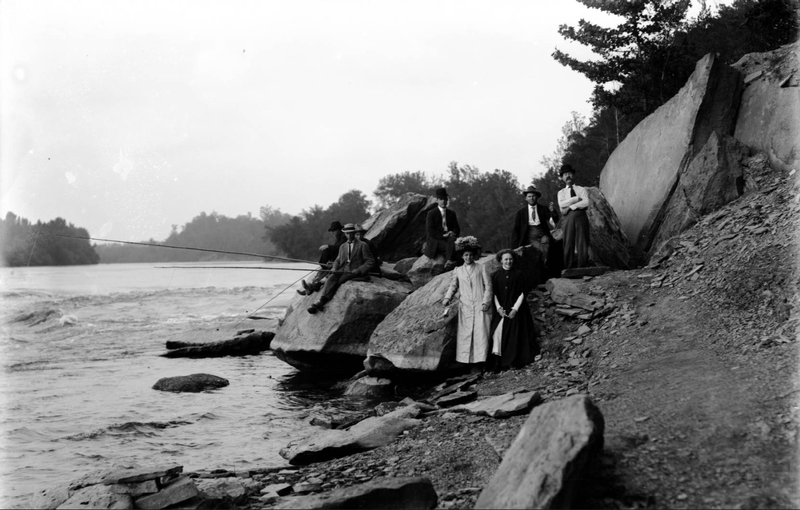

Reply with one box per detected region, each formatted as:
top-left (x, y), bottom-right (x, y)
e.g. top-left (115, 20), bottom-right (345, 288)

top-left (562, 209), bottom-right (589, 269)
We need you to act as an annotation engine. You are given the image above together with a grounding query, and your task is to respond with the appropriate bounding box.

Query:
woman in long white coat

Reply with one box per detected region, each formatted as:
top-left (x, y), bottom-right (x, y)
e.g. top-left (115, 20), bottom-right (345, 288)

top-left (441, 244), bottom-right (492, 368)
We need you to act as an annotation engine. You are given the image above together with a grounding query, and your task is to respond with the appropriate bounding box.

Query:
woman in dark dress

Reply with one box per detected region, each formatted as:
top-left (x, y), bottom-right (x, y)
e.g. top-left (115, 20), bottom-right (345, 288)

top-left (489, 249), bottom-right (539, 371)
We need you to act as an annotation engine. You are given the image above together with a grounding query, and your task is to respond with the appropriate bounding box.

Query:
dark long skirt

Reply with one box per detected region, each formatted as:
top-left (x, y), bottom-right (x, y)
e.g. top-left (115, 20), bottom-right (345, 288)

top-left (489, 269), bottom-right (539, 369)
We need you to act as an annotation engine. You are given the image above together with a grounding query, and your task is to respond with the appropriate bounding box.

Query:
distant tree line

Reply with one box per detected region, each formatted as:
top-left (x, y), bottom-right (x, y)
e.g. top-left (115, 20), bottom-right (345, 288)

top-left (534, 0), bottom-right (798, 197)
top-left (95, 209), bottom-right (292, 263)
top-left (0, 212), bottom-right (99, 266)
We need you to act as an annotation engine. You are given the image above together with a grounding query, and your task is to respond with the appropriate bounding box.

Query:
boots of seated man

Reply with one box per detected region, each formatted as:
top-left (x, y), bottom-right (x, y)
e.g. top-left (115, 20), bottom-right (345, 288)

top-left (307, 296), bottom-right (328, 314)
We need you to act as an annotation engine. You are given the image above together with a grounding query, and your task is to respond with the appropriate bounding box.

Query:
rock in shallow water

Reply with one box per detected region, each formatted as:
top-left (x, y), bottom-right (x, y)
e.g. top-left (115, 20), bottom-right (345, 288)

top-left (152, 374), bottom-right (229, 393)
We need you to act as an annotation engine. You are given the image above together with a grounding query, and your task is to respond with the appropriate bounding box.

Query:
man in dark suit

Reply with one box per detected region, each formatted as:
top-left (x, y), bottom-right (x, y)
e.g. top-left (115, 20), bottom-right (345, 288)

top-left (299, 220), bottom-right (346, 295)
top-left (355, 223), bottom-right (381, 276)
top-left (424, 187), bottom-right (460, 267)
top-left (308, 223), bottom-right (375, 314)
top-left (511, 185), bottom-right (554, 266)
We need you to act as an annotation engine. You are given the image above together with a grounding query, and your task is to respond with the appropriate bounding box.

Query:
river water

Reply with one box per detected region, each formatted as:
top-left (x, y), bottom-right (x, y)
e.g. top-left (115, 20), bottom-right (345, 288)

top-left (0, 261), bottom-right (370, 507)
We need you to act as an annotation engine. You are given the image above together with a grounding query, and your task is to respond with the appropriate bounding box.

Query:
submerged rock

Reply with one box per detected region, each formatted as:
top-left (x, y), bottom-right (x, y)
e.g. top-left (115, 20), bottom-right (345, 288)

top-left (343, 376), bottom-right (394, 398)
top-left (271, 278), bottom-right (413, 373)
top-left (161, 331), bottom-right (274, 358)
top-left (152, 374), bottom-right (229, 393)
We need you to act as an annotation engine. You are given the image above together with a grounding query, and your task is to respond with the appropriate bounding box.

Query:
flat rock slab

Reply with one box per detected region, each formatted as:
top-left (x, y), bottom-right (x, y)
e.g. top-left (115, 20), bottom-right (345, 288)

top-left (280, 405), bottom-right (423, 465)
top-left (274, 476), bottom-right (438, 509)
top-left (56, 484), bottom-right (133, 510)
top-left (195, 477), bottom-right (247, 504)
top-left (162, 331), bottom-right (274, 358)
top-left (433, 389), bottom-right (477, 408)
top-left (135, 476), bottom-right (199, 510)
top-left (110, 479), bottom-right (158, 495)
top-left (152, 374), bottom-right (229, 393)
top-left (546, 279), bottom-right (604, 311)
top-left (476, 394), bottom-right (604, 509)
top-left (457, 390), bottom-right (542, 418)
top-left (103, 465), bottom-right (183, 485)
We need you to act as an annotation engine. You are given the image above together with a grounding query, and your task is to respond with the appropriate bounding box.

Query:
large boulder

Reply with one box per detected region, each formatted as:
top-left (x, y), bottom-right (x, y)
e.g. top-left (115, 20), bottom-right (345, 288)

top-left (732, 42), bottom-right (799, 170)
top-left (367, 249), bottom-right (544, 374)
top-left (274, 477), bottom-right (437, 509)
top-left (271, 278), bottom-right (413, 373)
top-left (406, 254), bottom-right (447, 288)
top-left (279, 405), bottom-right (423, 465)
top-left (647, 131), bottom-right (752, 259)
top-left (152, 374), bottom-right (229, 393)
top-left (362, 193), bottom-right (437, 262)
top-left (599, 53), bottom-right (742, 262)
top-left (56, 484), bottom-right (133, 510)
top-left (161, 331), bottom-right (274, 358)
top-left (475, 395), bottom-right (604, 509)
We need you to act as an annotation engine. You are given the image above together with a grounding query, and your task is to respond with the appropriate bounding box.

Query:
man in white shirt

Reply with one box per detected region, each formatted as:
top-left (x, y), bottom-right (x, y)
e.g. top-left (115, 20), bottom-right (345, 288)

top-left (424, 187), bottom-right (460, 268)
top-left (511, 185), bottom-right (554, 266)
top-left (557, 164), bottom-right (590, 269)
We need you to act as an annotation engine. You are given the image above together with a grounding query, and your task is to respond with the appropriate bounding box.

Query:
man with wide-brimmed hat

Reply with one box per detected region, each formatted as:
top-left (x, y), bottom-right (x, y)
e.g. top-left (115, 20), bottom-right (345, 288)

top-left (557, 163), bottom-right (590, 269)
top-left (308, 223), bottom-right (374, 314)
top-left (298, 220), bottom-right (346, 295)
top-left (424, 187), bottom-right (460, 267)
top-left (511, 185), bottom-right (554, 268)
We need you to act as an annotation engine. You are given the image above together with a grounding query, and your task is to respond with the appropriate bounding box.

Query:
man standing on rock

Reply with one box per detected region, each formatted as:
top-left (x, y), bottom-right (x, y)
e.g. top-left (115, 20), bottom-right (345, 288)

top-left (424, 187), bottom-right (460, 269)
top-left (299, 220), bottom-right (346, 295)
top-left (308, 223), bottom-right (374, 314)
top-left (511, 185), bottom-right (554, 266)
top-left (557, 164), bottom-right (590, 269)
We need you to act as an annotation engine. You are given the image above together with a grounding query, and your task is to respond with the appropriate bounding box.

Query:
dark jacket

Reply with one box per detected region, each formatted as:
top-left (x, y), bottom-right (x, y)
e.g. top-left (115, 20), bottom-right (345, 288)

top-left (511, 203), bottom-right (553, 249)
top-left (424, 207), bottom-right (460, 258)
top-left (331, 238), bottom-right (374, 276)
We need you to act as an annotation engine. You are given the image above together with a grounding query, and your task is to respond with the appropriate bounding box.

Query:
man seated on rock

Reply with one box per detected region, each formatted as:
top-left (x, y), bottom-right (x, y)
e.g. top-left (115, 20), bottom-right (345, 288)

top-left (424, 187), bottom-right (461, 270)
top-left (557, 164), bottom-right (590, 269)
top-left (299, 220), bottom-right (346, 295)
top-left (308, 223), bottom-right (375, 314)
top-left (355, 224), bottom-right (382, 277)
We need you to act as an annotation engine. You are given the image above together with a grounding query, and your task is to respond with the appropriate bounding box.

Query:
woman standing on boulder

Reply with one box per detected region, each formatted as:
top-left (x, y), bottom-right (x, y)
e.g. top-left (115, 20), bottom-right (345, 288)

top-left (442, 237), bottom-right (492, 372)
top-left (489, 249), bottom-right (538, 371)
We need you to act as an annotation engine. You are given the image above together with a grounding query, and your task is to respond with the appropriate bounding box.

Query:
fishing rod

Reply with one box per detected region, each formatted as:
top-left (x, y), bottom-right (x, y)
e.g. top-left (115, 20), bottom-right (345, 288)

top-left (47, 232), bottom-right (318, 265)
top-left (157, 265), bottom-right (383, 277)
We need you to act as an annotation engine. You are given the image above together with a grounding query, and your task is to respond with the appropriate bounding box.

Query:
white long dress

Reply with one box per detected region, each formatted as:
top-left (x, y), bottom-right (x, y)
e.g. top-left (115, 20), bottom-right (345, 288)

top-left (444, 263), bottom-right (493, 363)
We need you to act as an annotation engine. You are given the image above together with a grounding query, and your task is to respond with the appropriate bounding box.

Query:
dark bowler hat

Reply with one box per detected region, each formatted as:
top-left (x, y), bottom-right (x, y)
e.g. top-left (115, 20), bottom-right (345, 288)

top-left (559, 163), bottom-right (576, 176)
top-left (434, 187), bottom-right (449, 199)
top-left (328, 221), bottom-right (343, 232)
top-left (522, 185), bottom-right (541, 197)
top-left (341, 223), bottom-right (357, 233)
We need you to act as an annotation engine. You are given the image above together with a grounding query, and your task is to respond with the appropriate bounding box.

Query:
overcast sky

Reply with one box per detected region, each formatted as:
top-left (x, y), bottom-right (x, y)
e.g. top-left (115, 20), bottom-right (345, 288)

top-left (1, 0), bottom-right (693, 242)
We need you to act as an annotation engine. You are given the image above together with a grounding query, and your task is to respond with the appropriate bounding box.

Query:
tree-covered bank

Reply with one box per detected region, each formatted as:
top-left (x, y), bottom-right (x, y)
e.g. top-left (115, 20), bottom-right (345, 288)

top-left (0, 213), bottom-right (100, 267)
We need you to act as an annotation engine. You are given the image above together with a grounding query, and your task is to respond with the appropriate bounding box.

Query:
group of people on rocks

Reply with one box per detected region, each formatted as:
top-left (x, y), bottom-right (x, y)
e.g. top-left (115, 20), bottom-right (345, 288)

top-left (298, 163), bottom-right (592, 372)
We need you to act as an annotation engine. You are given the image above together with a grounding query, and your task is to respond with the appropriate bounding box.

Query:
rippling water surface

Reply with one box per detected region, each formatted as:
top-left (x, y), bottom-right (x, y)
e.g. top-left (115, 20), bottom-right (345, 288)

top-left (0, 262), bottom-right (370, 507)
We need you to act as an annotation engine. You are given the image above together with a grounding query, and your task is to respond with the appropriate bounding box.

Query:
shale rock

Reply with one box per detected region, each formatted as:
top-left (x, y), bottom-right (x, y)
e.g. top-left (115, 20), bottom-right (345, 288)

top-left (195, 477), bottom-right (248, 505)
top-left (361, 193), bottom-right (437, 262)
top-left (475, 394), bottom-right (604, 509)
top-left (546, 279), bottom-right (604, 311)
top-left (280, 405), bottom-right (423, 465)
top-left (732, 42), bottom-right (800, 169)
top-left (151, 374), bottom-right (229, 393)
top-left (56, 484), bottom-right (133, 510)
top-left (599, 52), bottom-right (742, 261)
top-left (271, 278), bottom-right (413, 373)
top-left (585, 187), bottom-right (633, 269)
top-left (457, 390), bottom-right (542, 418)
top-left (274, 476), bottom-right (438, 509)
top-left (161, 331), bottom-right (274, 358)
top-left (648, 132), bottom-right (755, 259)
top-left (134, 476), bottom-right (198, 510)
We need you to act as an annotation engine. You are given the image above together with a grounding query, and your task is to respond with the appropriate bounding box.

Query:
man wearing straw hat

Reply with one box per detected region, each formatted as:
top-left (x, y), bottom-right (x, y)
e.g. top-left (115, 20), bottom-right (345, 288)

top-left (511, 184), bottom-right (554, 266)
top-left (298, 220), bottom-right (346, 295)
top-left (308, 223), bottom-right (374, 314)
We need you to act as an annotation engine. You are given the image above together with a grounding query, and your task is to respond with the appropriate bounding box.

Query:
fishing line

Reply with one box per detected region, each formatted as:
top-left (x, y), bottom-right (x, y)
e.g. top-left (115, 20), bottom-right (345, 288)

top-left (227, 271), bottom-right (313, 331)
top-left (156, 265), bottom-right (381, 277)
top-left (45, 231), bottom-right (318, 265)
top-left (26, 230), bottom-right (41, 266)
